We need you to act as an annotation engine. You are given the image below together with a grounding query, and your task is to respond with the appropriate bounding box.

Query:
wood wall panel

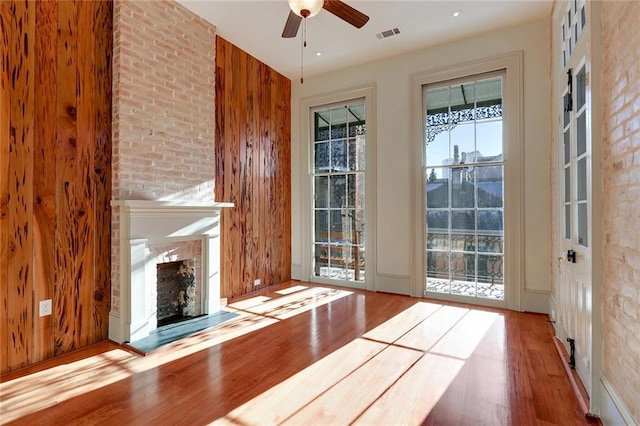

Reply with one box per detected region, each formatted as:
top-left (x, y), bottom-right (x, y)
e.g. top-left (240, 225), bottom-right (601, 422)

top-left (215, 37), bottom-right (292, 299)
top-left (6, 0), bottom-right (36, 371)
top-left (0, 0), bottom-right (112, 373)
top-left (0, 1), bottom-right (11, 374)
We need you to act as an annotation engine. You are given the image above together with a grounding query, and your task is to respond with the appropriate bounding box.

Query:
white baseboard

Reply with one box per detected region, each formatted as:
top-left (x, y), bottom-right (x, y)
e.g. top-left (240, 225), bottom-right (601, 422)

top-left (522, 290), bottom-right (550, 313)
top-left (375, 273), bottom-right (411, 296)
top-left (291, 263), bottom-right (302, 280)
top-left (108, 311), bottom-right (124, 343)
top-left (600, 375), bottom-right (638, 426)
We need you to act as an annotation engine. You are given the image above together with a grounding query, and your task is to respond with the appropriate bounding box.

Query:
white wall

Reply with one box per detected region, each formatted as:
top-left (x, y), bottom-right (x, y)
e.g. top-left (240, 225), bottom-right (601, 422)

top-left (291, 18), bottom-right (552, 311)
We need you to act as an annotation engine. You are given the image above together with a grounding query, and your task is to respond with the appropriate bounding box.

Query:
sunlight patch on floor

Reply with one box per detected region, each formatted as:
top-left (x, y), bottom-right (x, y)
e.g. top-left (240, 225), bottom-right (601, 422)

top-left (1, 285), bottom-right (350, 424)
top-left (0, 349), bottom-right (138, 423)
top-left (212, 302), bottom-right (500, 426)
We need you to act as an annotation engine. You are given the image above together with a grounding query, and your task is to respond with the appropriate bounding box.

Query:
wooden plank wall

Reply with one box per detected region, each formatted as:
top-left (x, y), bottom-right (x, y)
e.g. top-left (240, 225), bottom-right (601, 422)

top-left (215, 37), bottom-right (292, 299)
top-left (0, 0), bottom-right (113, 373)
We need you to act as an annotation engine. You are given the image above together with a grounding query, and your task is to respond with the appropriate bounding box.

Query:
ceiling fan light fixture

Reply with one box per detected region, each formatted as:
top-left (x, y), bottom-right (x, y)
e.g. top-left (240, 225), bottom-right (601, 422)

top-left (288, 0), bottom-right (324, 18)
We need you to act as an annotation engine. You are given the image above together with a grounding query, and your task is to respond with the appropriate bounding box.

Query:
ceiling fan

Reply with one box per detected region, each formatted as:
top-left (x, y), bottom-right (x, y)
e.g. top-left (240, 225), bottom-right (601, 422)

top-left (282, 0), bottom-right (370, 38)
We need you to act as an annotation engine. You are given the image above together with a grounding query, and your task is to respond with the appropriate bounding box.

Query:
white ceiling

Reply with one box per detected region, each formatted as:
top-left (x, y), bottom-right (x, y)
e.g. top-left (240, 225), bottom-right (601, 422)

top-left (177, 0), bottom-right (551, 80)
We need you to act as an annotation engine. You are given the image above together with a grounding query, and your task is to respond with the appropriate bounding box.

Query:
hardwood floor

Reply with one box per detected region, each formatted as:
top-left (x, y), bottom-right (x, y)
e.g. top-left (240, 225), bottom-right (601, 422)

top-left (0, 281), bottom-right (599, 425)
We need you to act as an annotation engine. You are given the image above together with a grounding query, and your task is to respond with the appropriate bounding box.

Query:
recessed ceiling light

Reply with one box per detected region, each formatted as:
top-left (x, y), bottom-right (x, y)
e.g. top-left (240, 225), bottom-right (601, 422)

top-left (315, 51), bottom-right (322, 57)
top-left (452, 10), bottom-right (462, 17)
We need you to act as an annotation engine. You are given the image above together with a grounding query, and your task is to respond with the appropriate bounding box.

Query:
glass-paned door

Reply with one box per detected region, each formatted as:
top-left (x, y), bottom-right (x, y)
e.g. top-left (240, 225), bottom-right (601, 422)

top-left (311, 102), bottom-right (366, 283)
top-left (423, 75), bottom-right (505, 301)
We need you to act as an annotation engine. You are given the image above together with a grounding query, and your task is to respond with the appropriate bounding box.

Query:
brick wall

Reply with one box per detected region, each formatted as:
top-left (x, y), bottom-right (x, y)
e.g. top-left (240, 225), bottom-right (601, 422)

top-left (601, 1), bottom-right (640, 421)
top-left (111, 0), bottom-right (216, 312)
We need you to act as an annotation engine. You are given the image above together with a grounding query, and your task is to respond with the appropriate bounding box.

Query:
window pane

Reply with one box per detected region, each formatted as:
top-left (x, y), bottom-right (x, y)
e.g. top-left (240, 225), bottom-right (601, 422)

top-left (478, 254), bottom-right (504, 288)
top-left (331, 139), bottom-right (347, 172)
top-left (478, 210), bottom-right (503, 231)
top-left (426, 168), bottom-right (449, 208)
top-left (314, 210), bottom-right (328, 242)
top-left (329, 175), bottom-right (346, 208)
top-left (347, 137), bottom-right (366, 171)
top-left (427, 251), bottom-right (450, 281)
top-left (451, 168), bottom-right (474, 208)
top-left (427, 211), bottom-right (449, 250)
top-left (347, 173), bottom-right (365, 209)
top-left (477, 165), bottom-right (503, 208)
top-left (354, 209), bottom-right (365, 245)
top-left (330, 210), bottom-right (344, 242)
top-left (426, 128), bottom-right (449, 167)
top-left (314, 176), bottom-right (328, 208)
top-left (330, 107), bottom-right (347, 139)
top-left (314, 244), bottom-right (329, 276)
top-left (450, 122), bottom-right (475, 162)
top-left (451, 252), bottom-right (475, 285)
top-left (314, 111), bottom-right (330, 141)
top-left (476, 119), bottom-right (502, 159)
top-left (315, 142), bottom-right (329, 172)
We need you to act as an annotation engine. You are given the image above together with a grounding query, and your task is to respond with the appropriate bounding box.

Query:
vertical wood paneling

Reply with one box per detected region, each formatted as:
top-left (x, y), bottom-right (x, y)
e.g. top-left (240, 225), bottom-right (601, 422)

top-left (75, 0), bottom-right (96, 348)
top-left (32, 0), bottom-right (58, 362)
top-left (7, 0), bottom-right (36, 369)
top-left (55, 0), bottom-right (79, 354)
top-left (0, 1), bottom-right (12, 373)
top-left (215, 37), bottom-right (291, 299)
top-left (92, 0), bottom-right (113, 342)
top-left (1, 0), bottom-right (112, 373)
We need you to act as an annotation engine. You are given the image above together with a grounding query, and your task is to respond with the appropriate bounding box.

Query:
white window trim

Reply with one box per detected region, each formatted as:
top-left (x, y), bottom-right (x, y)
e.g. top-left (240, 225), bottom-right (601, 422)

top-left (411, 52), bottom-right (524, 311)
top-left (299, 84), bottom-right (377, 291)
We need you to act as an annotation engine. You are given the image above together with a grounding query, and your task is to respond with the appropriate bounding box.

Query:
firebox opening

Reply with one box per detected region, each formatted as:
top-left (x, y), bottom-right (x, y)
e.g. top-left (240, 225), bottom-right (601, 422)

top-left (156, 260), bottom-right (201, 327)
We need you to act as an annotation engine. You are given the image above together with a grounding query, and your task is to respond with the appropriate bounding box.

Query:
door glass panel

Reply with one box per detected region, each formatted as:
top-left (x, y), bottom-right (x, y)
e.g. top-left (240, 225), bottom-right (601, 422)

top-left (576, 66), bottom-right (586, 110)
top-left (565, 205), bottom-right (571, 240)
top-left (564, 167), bottom-right (571, 202)
top-left (577, 157), bottom-right (587, 201)
top-left (577, 111), bottom-right (587, 156)
top-left (424, 75), bottom-right (504, 301)
top-left (564, 130), bottom-right (571, 165)
top-left (578, 202), bottom-right (588, 247)
top-left (312, 102), bottom-right (366, 283)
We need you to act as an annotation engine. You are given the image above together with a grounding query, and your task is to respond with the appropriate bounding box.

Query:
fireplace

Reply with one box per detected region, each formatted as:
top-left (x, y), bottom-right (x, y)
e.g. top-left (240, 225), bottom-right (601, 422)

top-left (109, 200), bottom-right (233, 343)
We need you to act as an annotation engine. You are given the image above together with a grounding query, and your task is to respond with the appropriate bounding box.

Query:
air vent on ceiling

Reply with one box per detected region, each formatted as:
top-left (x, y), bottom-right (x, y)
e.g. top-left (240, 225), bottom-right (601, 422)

top-left (376, 27), bottom-right (400, 40)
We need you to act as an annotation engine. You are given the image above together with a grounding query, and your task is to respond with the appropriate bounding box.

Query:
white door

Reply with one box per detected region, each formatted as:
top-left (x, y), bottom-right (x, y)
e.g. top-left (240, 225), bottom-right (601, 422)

top-left (555, 0), bottom-right (599, 402)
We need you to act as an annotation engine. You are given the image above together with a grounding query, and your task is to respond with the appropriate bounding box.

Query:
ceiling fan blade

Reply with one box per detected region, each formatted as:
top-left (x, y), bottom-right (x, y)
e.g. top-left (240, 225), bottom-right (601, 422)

top-left (322, 0), bottom-right (369, 28)
top-left (282, 10), bottom-right (302, 38)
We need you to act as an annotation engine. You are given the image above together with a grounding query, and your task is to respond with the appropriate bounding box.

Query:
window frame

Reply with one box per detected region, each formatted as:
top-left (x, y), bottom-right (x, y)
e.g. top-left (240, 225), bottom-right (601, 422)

top-left (411, 53), bottom-right (524, 310)
top-left (300, 85), bottom-right (377, 291)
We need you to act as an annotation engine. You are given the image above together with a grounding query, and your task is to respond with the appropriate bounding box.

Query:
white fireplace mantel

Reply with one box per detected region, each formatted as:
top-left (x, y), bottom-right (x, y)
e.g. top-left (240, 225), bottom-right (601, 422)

top-left (109, 200), bottom-right (233, 343)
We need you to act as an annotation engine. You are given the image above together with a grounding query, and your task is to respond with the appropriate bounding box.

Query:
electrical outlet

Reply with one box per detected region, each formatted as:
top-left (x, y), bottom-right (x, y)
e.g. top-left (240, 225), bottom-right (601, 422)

top-left (253, 279), bottom-right (261, 286)
top-left (39, 299), bottom-right (52, 317)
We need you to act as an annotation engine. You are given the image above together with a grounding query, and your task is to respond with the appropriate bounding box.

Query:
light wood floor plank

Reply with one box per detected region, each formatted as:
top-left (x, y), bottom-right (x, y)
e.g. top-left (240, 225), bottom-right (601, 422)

top-left (0, 281), bottom-right (599, 426)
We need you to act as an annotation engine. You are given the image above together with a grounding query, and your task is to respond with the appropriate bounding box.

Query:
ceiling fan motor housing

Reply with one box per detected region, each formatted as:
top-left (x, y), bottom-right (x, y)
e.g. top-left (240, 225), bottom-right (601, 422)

top-left (288, 0), bottom-right (324, 18)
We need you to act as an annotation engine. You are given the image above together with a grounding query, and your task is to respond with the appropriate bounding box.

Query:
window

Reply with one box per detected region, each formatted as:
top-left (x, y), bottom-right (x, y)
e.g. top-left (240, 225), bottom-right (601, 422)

top-left (424, 75), bottom-right (505, 300)
top-left (311, 102), bottom-right (366, 283)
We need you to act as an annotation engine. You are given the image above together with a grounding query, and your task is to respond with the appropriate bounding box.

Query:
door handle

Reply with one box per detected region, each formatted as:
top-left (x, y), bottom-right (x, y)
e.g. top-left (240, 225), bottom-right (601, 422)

top-left (567, 249), bottom-right (576, 263)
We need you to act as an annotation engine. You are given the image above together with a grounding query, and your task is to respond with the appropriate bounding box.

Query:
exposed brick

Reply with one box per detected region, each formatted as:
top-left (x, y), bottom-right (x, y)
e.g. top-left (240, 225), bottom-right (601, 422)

top-left (110, 0), bottom-right (216, 313)
top-left (602, 0), bottom-right (640, 421)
